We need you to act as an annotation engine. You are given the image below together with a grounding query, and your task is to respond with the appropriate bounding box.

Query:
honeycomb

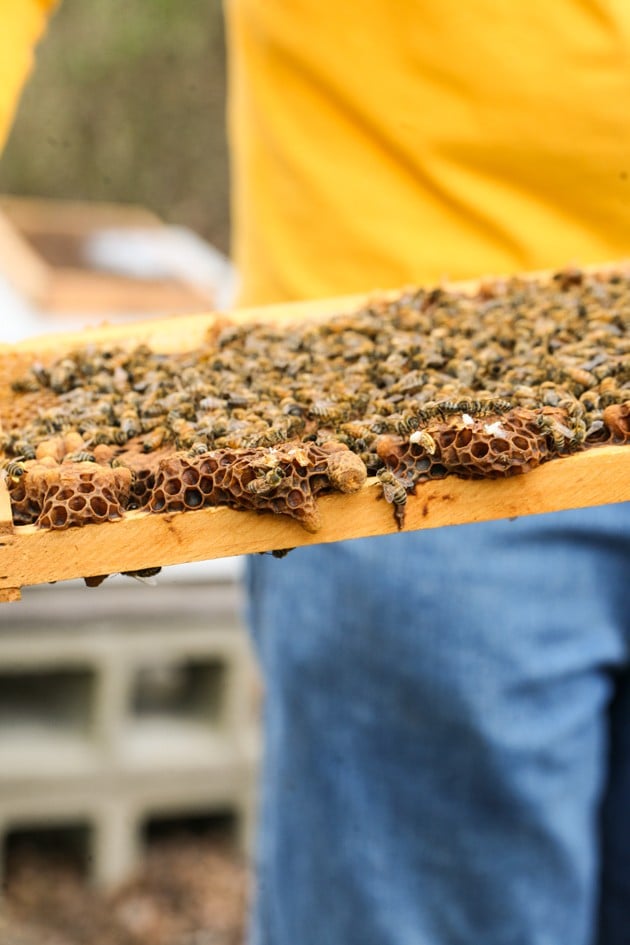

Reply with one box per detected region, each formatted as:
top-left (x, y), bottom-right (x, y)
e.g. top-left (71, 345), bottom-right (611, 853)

top-left (149, 441), bottom-right (365, 532)
top-left (10, 461), bottom-right (133, 529)
top-left (0, 266), bottom-right (628, 541)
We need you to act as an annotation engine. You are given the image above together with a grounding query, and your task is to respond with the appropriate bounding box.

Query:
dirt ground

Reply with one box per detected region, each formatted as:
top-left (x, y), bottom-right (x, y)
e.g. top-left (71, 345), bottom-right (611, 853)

top-left (0, 836), bottom-right (248, 945)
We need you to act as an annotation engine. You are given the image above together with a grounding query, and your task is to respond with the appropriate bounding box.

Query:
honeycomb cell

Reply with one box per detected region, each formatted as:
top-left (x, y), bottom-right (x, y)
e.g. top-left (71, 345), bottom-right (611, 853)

top-left (184, 488), bottom-right (203, 508)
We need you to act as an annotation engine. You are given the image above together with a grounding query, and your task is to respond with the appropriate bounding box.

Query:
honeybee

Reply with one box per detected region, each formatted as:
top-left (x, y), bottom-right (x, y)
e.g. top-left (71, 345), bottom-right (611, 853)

top-left (579, 390), bottom-right (601, 412)
top-left (557, 398), bottom-right (585, 420)
top-left (395, 415), bottom-right (420, 435)
top-left (378, 470), bottom-right (407, 505)
top-left (142, 426), bottom-right (168, 453)
top-left (169, 417), bottom-right (197, 449)
top-left (11, 440), bottom-right (36, 460)
top-left (247, 467), bottom-right (285, 495)
top-left (308, 399), bottom-right (339, 420)
top-left (586, 419), bottom-right (605, 438)
top-left (121, 566), bottom-right (162, 584)
top-left (110, 457), bottom-right (135, 484)
top-left (409, 430), bottom-right (437, 454)
top-left (568, 418), bottom-right (587, 448)
top-left (252, 428), bottom-right (291, 448)
top-left (188, 441), bottom-right (209, 456)
top-left (536, 415), bottom-right (571, 451)
top-left (599, 376), bottom-right (621, 406)
top-left (49, 358), bottom-right (77, 393)
top-left (564, 367), bottom-right (597, 390)
top-left (2, 459), bottom-right (25, 481)
top-left (11, 374), bottom-right (41, 393)
top-left (65, 451), bottom-right (96, 463)
top-left (119, 410), bottom-right (140, 439)
top-left (392, 370), bottom-right (426, 395)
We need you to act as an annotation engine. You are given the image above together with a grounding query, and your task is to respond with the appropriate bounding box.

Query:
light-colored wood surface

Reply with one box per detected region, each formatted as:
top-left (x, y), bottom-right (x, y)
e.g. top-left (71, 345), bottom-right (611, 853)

top-left (0, 268), bottom-right (628, 598)
top-left (0, 196), bottom-right (214, 312)
top-left (0, 445), bottom-right (628, 598)
top-left (0, 195), bottom-right (162, 234)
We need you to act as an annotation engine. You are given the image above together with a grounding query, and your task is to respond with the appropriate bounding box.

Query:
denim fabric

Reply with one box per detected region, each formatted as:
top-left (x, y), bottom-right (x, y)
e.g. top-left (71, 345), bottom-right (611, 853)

top-left (246, 503), bottom-right (630, 945)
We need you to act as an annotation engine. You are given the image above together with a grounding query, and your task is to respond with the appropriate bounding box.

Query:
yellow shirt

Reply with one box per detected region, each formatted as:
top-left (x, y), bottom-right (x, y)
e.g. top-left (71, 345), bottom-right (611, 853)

top-left (226, 1), bottom-right (630, 306)
top-left (0, 0), bottom-right (57, 152)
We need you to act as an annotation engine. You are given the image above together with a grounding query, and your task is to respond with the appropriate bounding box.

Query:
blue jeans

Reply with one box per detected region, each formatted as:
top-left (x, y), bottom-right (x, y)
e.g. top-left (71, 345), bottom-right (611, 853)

top-left (246, 503), bottom-right (630, 945)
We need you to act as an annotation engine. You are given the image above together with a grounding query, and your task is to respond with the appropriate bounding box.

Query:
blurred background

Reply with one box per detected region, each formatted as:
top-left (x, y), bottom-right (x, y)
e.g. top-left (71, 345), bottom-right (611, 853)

top-left (0, 3), bottom-right (258, 944)
top-left (0, 0), bottom-right (230, 252)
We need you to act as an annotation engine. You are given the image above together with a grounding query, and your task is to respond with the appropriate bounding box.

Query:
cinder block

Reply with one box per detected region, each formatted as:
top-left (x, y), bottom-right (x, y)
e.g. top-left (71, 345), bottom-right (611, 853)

top-left (0, 577), bottom-right (261, 887)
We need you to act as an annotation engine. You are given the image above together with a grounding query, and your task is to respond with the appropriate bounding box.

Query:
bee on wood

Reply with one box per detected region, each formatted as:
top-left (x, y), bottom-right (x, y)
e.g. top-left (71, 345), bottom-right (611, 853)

top-left (121, 566), bottom-right (162, 585)
top-left (378, 469), bottom-right (409, 529)
top-left (247, 467), bottom-right (285, 495)
top-left (378, 470), bottom-right (408, 505)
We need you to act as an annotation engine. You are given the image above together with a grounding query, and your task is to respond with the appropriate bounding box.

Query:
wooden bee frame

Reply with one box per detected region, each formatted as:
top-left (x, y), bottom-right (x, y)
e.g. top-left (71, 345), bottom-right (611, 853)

top-left (0, 274), bottom-right (629, 602)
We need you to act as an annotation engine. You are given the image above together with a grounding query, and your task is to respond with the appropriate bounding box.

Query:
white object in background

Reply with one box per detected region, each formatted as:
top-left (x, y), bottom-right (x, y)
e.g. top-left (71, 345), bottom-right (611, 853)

top-left (84, 225), bottom-right (238, 311)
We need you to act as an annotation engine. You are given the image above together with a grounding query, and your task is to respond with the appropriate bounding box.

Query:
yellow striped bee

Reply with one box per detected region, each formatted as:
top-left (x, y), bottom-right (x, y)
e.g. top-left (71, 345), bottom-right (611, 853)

top-left (378, 470), bottom-right (407, 506)
top-left (247, 467), bottom-right (285, 495)
top-left (142, 426), bottom-right (168, 453)
top-left (65, 451), bottom-right (96, 463)
top-left (2, 459), bottom-right (25, 481)
top-left (188, 442), bottom-right (209, 457)
top-left (11, 440), bottom-right (36, 461)
top-left (409, 430), bottom-right (437, 454)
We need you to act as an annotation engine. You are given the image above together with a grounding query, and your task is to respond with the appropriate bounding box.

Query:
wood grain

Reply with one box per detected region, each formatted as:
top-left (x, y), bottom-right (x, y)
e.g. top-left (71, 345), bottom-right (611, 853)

top-left (0, 445), bottom-right (627, 597)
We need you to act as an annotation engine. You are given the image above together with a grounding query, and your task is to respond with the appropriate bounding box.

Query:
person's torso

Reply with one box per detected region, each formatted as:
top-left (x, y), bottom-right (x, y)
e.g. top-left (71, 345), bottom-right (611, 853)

top-left (226, 0), bottom-right (630, 304)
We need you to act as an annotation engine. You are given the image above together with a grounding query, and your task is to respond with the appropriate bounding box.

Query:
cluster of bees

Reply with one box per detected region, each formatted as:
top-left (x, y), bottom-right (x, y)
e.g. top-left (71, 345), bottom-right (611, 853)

top-left (1, 267), bottom-right (628, 526)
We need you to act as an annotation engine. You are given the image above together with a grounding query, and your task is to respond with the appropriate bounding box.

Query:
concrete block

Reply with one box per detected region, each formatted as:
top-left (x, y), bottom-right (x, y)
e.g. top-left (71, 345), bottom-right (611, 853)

top-left (0, 578), bottom-right (261, 886)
